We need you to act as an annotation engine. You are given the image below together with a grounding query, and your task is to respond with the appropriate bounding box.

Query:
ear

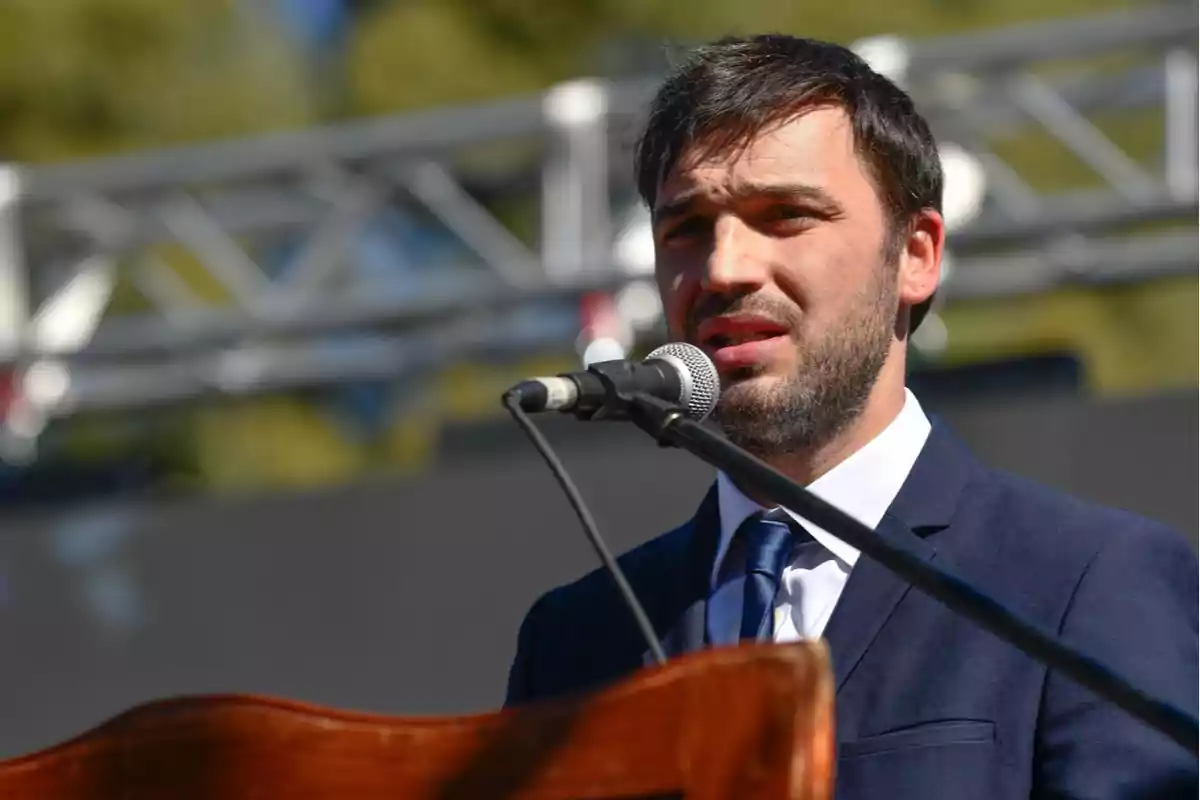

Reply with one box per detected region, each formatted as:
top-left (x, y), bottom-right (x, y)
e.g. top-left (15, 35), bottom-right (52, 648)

top-left (897, 209), bottom-right (945, 309)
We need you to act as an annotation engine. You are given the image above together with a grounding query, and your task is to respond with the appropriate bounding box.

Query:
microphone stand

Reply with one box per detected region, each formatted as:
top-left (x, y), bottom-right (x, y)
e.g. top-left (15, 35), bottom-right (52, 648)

top-left (622, 392), bottom-right (1199, 753)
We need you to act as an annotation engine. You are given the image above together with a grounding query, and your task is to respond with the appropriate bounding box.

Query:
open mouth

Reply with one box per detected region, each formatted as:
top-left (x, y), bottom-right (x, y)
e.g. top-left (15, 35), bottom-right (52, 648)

top-left (695, 316), bottom-right (790, 369)
top-left (704, 330), bottom-right (785, 349)
top-left (697, 315), bottom-right (790, 349)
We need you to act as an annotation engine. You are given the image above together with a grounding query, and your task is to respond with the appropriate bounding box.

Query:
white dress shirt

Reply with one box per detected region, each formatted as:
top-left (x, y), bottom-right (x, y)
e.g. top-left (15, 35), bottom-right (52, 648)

top-left (708, 388), bottom-right (932, 645)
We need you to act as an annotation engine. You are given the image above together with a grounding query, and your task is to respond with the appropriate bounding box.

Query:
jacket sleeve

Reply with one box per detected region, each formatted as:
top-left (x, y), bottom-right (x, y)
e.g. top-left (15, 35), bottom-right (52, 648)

top-left (504, 594), bottom-right (547, 708)
top-left (1034, 519), bottom-right (1199, 798)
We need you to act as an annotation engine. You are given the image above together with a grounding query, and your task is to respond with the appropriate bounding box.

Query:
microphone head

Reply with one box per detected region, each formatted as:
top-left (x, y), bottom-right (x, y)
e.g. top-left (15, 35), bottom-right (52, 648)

top-left (645, 342), bottom-right (720, 420)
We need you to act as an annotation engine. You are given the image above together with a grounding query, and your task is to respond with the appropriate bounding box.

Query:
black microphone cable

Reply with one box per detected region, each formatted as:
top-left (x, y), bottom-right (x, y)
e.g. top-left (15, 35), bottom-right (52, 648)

top-left (502, 388), bottom-right (668, 666)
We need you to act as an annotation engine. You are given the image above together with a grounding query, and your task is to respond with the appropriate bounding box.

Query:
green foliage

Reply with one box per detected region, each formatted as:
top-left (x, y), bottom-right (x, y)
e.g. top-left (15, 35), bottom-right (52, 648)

top-left (0, 0), bottom-right (313, 162)
top-left (346, 0), bottom-right (1139, 115)
top-left (0, 0), bottom-right (1145, 161)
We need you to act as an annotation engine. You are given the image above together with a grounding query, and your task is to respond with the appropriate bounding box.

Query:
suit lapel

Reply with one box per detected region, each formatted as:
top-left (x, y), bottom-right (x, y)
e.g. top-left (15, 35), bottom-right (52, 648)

top-left (642, 485), bottom-right (721, 666)
top-left (821, 421), bottom-right (976, 690)
top-left (821, 513), bottom-right (937, 689)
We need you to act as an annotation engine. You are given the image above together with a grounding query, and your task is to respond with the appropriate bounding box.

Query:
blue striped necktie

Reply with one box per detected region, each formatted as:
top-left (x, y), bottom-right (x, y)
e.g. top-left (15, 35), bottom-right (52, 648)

top-left (737, 510), bottom-right (797, 642)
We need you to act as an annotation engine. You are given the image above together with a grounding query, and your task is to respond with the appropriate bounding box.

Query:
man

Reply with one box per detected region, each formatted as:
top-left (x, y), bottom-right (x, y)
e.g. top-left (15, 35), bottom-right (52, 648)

top-left (505, 35), bottom-right (1198, 799)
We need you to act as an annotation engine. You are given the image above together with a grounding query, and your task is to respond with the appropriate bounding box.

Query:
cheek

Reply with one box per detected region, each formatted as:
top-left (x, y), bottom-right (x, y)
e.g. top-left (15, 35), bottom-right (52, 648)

top-left (655, 265), bottom-right (694, 337)
top-left (776, 233), bottom-right (878, 316)
top-left (771, 243), bottom-right (826, 316)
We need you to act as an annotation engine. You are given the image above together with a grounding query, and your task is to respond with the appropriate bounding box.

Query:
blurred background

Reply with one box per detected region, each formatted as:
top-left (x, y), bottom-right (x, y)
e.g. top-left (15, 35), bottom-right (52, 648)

top-left (0, 0), bottom-right (1194, 758)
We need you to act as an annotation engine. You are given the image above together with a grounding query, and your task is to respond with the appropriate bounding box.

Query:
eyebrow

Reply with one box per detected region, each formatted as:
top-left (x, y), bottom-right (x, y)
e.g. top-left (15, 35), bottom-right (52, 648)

top-left (653, 182), bottom-right (844, 225)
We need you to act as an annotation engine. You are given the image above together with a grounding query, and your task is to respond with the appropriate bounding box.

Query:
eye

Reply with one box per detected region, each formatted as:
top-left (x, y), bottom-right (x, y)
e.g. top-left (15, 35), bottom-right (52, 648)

top-left (763, 204), bottom-right (814, 222)
top-left (659, 216), bottom-right (710, 244)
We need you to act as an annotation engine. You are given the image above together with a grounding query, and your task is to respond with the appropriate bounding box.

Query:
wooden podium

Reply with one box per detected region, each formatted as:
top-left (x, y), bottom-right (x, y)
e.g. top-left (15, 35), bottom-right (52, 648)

top-left (0, 642), bottom-right (834, 799)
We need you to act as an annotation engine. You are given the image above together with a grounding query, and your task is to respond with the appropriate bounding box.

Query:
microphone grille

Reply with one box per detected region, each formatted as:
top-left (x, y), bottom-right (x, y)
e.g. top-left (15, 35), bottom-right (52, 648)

top-left (645, 342), bottom-right (720, 420)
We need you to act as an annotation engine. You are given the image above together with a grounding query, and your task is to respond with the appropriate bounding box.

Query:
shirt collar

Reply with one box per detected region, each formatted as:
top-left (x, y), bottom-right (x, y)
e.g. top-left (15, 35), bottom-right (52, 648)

top-left (712, 388), bottom-right (932, 585)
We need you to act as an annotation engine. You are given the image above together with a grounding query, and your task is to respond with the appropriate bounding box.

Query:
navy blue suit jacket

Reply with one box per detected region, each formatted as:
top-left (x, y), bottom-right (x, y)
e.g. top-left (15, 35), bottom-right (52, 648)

top-left (505, 422), bottom-right (1199, 799)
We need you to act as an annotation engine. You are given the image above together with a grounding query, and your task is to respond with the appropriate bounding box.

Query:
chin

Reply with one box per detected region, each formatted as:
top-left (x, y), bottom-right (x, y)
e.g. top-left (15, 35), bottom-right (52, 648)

top-left (720, 364), bottom-right (782, 389)
top-left (717, 369), bottom-right (784, 407)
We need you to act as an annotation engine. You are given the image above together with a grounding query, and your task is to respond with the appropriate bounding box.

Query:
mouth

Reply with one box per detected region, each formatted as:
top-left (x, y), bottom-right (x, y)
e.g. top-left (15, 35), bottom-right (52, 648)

top-left (696, 315), bottom-right (789, 348)
top-left (703, 330), bottom-right (784, 349)
top-left (695, 316), bottom-right (791, 370)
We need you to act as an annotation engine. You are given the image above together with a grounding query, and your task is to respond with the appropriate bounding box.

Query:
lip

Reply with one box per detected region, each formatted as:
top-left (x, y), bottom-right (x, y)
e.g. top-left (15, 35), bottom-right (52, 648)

top-left (707, 336), bottom-right (790, 370)
top-left (693, 314), bottom-right (791, 371)
top-left (695, 314), bottom-right (790, 345)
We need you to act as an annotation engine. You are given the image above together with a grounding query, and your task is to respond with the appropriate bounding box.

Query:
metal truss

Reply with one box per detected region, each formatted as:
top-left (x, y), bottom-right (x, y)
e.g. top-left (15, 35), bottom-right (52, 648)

top-left (0, 4), bottom-right (1193, 456)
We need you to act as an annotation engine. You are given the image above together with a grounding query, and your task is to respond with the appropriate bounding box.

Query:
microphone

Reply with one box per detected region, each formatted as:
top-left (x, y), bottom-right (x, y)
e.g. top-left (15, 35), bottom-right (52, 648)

top-left (509, 342), bottom-right (720, 421)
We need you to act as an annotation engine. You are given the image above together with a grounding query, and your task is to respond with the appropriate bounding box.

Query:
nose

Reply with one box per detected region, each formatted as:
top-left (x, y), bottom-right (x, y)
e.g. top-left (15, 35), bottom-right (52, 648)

top-left (702, 215), bottom-right (770, 294)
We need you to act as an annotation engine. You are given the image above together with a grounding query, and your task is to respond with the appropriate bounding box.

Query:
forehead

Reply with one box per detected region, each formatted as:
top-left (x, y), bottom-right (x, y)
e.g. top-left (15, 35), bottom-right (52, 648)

top-left (656, 106), bottom-right (875, 206)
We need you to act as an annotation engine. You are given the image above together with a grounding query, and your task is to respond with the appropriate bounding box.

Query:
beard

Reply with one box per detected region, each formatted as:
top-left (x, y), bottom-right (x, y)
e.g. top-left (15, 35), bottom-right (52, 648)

top-left (707, 275), bottom-right (897, 460)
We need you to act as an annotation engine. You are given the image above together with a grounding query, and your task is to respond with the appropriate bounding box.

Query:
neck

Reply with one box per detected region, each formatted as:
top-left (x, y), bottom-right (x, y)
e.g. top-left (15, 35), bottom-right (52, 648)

top-left (734, 357), bottom-right (908, 505)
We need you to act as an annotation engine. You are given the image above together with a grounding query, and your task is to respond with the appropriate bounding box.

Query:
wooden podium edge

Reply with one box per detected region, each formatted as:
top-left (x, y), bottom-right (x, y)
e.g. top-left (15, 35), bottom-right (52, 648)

top-left (0, 641), bottom-right (835, 799)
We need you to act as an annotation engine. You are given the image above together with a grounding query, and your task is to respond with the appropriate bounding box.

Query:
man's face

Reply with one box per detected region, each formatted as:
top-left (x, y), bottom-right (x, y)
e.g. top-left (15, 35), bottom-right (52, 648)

top-left (651, 107), bottom-right (906, 457)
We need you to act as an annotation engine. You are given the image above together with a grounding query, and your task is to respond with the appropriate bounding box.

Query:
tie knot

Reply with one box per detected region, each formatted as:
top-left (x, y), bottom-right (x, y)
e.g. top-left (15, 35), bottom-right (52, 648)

top-left (738, 510), bottom-right (796, 578)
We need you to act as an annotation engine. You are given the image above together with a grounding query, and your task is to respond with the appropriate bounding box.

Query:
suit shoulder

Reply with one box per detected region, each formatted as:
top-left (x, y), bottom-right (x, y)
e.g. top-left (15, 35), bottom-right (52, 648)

top-left (973, 466), bottom-right (1192, 564)
top-left (940, 466), bottom-right (1195, 635)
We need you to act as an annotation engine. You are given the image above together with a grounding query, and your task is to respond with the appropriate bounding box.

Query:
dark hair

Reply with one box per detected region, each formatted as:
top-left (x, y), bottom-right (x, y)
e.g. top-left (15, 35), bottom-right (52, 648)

top-left (634, 34), bottom-right (943, 332)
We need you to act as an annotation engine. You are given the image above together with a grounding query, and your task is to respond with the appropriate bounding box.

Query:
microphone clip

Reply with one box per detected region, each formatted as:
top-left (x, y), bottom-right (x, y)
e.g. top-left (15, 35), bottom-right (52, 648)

top-left (566, 360), bottom-right (654, 423)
